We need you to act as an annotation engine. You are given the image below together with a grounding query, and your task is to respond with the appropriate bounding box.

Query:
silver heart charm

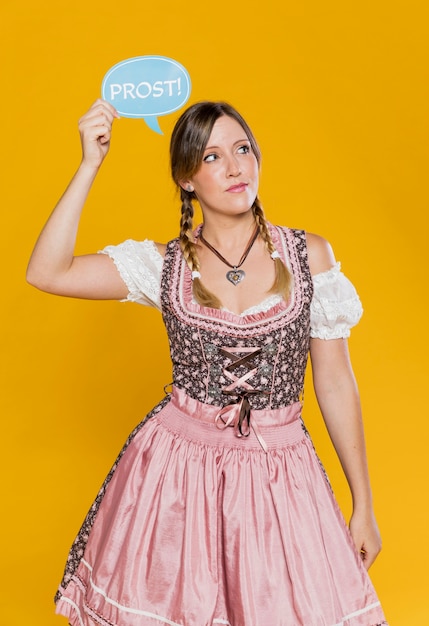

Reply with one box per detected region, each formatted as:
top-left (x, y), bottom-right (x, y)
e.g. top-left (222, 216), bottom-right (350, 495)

top-left (226, 269), bottom-right (245, 285)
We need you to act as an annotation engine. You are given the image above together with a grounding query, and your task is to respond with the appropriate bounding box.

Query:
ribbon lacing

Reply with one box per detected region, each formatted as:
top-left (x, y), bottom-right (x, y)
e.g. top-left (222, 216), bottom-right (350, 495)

top-left (213, 346), bottom-right (271, 453)
top-left (215, 389), bottom-right (270, 453)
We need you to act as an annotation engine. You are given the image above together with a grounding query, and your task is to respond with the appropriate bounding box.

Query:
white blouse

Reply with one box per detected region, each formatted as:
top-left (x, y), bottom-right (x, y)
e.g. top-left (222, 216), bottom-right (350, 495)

top-left (100, 239), bottom-right (363, 340)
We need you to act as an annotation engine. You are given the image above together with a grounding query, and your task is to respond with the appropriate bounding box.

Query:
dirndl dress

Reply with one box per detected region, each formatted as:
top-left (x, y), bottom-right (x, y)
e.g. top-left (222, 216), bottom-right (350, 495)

top-left (54, 225), bottom-right (387, 626)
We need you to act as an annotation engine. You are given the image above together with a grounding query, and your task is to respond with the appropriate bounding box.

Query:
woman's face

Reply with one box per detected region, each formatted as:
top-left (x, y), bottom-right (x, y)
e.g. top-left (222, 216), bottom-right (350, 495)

top-left (183, 115), bottom-right (259, 220)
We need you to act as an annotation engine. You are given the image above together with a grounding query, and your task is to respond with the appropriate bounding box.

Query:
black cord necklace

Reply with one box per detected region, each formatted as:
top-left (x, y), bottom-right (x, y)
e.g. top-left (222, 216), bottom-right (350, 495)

top-left (199, 225), bottom-right (259, 286)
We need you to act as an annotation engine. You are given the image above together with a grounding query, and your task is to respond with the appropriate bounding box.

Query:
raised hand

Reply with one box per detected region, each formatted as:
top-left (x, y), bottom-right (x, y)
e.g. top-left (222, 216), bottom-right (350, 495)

top-left (78, 99), bottom-right (120, 169)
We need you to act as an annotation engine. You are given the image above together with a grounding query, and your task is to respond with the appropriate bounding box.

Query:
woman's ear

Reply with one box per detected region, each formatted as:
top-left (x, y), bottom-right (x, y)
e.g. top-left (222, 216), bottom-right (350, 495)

top-left (179, 181), bottom-right (194, 193)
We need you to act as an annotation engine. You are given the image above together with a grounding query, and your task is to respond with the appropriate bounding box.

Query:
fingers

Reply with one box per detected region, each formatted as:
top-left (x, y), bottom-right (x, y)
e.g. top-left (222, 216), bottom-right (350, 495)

top-left (79, 100), bottom-right (118, 140)
top-left (80, 98), bottom-right (119, 123)
top-left (356, 536), bottom-right (381, 570)
top-left (78, 99), bottom-right (120, 167)
top-left (349, 511), bottom-right (382, 570)
top-left (357, 543), bottom-right (380, 570)
top-left (79, 99), bottom-right (119, 128)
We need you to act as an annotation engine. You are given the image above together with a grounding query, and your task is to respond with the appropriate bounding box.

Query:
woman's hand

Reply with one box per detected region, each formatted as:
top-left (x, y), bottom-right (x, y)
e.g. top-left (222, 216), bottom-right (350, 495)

top-left (78, 99), bottom-right (119, 170)
top-left (349, 508), bottom-right (382, 569)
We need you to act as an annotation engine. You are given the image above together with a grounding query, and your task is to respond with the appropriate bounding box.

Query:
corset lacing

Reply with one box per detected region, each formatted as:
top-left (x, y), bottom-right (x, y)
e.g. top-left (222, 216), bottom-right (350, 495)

top-left (214, 346), bottom-right (270, 453)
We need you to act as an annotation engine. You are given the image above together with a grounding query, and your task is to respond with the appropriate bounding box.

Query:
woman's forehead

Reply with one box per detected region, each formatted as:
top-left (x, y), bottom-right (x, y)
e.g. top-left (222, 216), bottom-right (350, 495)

top-left (205, 116), bottom-right (248, 146)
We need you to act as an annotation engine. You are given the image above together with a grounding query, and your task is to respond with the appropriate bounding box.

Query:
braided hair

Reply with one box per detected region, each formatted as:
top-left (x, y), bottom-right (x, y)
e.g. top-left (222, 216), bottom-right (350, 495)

top-left (170, 101), bottom-right (291, 309)
top-left (252, 198), bottom-right (292, 299)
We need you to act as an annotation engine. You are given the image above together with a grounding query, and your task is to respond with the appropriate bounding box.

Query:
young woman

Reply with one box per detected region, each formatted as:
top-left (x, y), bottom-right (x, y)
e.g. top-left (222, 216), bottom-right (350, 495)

top-left (27, 99), bottom-right (387, 625)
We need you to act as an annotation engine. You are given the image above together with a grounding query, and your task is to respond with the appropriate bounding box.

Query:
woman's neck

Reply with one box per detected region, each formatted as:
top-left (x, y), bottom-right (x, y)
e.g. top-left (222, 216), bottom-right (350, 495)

top-left (199, 214), bottom-right (257, 250)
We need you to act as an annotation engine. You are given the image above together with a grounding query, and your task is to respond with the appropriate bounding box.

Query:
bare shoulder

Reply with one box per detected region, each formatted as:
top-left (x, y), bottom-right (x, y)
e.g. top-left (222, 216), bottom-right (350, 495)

top-left (153, 242), bottom-right (167, 258)
top-left (305, 232), bottom-right (337, 276)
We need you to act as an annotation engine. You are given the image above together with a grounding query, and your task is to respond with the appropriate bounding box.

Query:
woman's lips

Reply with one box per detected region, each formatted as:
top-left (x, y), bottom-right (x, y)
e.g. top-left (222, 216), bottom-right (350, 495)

top-left (226, 183), bottom-right (248, 192)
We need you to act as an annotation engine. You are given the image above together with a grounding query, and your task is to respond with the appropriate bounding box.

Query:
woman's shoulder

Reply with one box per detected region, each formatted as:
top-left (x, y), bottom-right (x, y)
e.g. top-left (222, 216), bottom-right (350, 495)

top-left (304, 231), bottom-right (336, 277)
top-left (153, 242), bottom-right (167, 258)
top-left (274, 226), bottom-right (337, 277)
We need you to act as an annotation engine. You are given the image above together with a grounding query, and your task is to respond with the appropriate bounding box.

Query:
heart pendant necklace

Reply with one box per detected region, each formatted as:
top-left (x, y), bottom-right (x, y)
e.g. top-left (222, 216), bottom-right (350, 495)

top-left (199, 225), bottom-right (259, 286)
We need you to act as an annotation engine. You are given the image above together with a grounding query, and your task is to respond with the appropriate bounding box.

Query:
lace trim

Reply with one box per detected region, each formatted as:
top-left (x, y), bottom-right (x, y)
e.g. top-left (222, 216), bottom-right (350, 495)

top-left (99, 239), bottom-right (163, 309)
top-left (220, 294), bottom-right (283, 317)
top-left (312, 261), bottom-right (342, 286)
top-left (310, 262), bottom-right (363, 339)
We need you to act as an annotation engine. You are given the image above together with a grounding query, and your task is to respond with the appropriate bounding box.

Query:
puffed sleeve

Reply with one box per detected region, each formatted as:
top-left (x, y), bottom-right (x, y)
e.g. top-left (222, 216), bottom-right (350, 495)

top-left (98, 239), bottom-right (163, 309)
top-left (310, 262), bottom-right (363, 339)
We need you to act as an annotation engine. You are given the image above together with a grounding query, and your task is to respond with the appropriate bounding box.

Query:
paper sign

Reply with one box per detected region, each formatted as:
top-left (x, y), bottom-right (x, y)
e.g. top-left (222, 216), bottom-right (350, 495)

top-left (101, 56), bottom-right (192, 134)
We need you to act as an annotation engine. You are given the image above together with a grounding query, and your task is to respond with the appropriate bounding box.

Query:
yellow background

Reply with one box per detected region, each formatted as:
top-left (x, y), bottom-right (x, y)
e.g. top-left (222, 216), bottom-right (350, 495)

top-left (1, 1), bottom-right (428, 624)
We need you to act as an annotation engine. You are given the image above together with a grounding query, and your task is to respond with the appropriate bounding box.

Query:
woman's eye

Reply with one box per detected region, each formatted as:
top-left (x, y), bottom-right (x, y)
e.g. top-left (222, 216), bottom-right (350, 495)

top-left (237, 144), bottom-right (250, 154)
top-left (203, 153), bottom-right (218, 163)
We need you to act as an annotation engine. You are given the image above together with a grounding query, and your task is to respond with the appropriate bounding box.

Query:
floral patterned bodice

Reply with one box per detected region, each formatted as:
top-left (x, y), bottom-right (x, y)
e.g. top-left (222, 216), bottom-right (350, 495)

top-left (160, 226), bottom-right (313, 411)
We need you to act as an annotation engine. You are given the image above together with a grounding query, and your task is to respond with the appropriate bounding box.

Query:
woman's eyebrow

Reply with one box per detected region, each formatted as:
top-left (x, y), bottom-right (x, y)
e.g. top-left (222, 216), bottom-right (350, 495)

top-left (204, 138), bottom-right (250, 151)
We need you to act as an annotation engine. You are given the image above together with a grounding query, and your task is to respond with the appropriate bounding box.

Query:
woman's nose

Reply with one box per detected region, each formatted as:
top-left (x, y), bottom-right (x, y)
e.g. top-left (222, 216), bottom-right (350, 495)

top-left (226, 155), bottom-right (241, 177)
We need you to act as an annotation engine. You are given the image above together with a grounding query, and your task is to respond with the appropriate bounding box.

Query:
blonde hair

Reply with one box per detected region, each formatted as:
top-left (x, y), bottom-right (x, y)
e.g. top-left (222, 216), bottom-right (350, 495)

top-left (170, 101), bottom-right (292, 309)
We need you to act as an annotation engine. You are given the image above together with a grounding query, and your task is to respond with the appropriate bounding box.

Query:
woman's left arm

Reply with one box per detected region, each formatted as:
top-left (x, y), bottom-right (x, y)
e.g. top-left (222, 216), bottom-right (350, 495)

top-left (309, 336), bottom-right (382, 569)
top-left (306, 232), bottom-right (382, 569)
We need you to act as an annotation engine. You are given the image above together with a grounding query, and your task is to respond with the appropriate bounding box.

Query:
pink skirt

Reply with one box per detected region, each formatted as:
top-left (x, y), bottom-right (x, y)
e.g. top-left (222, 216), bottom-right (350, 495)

top-left (56, 388), bottom-right (386, 626)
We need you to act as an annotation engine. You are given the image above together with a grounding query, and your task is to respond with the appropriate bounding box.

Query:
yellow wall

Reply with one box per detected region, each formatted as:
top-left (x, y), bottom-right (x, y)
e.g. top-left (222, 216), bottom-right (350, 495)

top-left (2, 1), bottom-right (428, 624)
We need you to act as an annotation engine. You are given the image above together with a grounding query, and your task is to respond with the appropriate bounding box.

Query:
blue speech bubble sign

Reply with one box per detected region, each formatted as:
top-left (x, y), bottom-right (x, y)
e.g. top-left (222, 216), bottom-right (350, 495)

top-left (101, 56), bottom-right (192, 134)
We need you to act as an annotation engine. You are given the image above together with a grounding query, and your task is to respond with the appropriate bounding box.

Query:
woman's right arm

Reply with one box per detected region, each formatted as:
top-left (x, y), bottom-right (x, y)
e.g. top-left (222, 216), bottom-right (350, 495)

top-left (26, 99), bottom-right (129, 300)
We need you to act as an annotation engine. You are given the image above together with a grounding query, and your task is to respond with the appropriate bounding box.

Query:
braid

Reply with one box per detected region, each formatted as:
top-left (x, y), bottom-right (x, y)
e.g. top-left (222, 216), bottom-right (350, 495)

top-left (179, 190), bottom-right (222, 309)
top-left (253, 199), bottom-right (276, 254)
top-left (179, 191), bottom-right (197, 269)
top-left (253, 199), bottom-right (292, 299)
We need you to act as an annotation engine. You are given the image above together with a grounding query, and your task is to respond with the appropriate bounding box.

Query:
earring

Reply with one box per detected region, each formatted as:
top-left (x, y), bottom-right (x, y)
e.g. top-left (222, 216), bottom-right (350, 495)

top-left (187, 185), bottom-right (194, 192)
